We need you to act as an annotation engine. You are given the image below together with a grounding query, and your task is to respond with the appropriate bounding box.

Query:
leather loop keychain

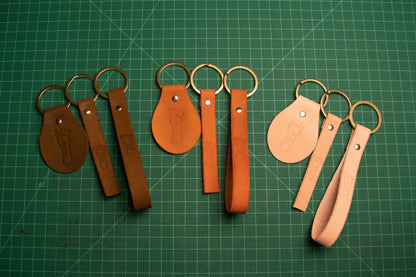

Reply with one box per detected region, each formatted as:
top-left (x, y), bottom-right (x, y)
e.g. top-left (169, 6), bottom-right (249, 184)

top-left (293, 89), bottom-right (352, 211)
top-left (152, 62), bottom-right (201, 154)
top-left (190, 64), bottom-right (223, 193)
top-left (36, 85), bottom-right (89, 173)
top-left (267, 79), bottom-right (329, 163)
top-left (64, 74), bottom-right (121, 197)
top-left (94, 67), bottom-right (151, 211)
top-left (311, 101), bottom-right (382, 247)
top-left (223, 66), bottom-right (258, 214)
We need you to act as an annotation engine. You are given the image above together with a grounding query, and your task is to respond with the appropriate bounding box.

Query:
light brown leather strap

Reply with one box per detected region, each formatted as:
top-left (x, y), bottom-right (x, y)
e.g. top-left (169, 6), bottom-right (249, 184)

top-left (293, 113), bottom-right (342, 211)
top-left (107, 87), bottom-right (152, 211)
top-left (151, 84), bottom-right (201, 154)
top-left (267, 96), bottom-right (320, 163)
top-left (200, 90), bottom-right (219, 193)
top-left (40, 104), bottom-right (89, 173)
top-left (78, 97), bottom-right (121, 197)
top-left (311, 124), bottom-right (371, 247)
top-left (225, 89), bottom-right (250, 214)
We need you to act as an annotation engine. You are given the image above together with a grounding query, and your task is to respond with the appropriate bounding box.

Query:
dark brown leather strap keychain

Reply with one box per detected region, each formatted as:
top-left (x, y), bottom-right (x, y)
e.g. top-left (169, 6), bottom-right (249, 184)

top-left (152, 62), bottom-right (201, 154)
top-left (36, 85), bottom-right (89, 173)
top-left (223, 66), bottom-right (258, 214)
top-left (190, 64), bottom-right (224, 193)
top-left (64, 74), bottom-right (121, 197)
top-left (93, 67), bottom-right (151, 211)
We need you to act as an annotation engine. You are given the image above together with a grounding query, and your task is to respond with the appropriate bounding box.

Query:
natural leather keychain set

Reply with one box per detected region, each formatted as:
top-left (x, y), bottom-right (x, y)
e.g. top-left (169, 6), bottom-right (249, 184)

top-left (152, 62), bottom-right (258, 214)
top-left (36, 67), bottom-right (151, 211)
top-left (267, 78), bottom-right (382, 247)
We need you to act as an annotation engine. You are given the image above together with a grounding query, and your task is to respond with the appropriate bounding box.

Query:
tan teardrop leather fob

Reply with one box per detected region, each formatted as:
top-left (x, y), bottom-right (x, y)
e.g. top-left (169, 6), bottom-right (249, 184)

top-left (37, 85), bottom-right (89, 173)
top-left (152, 62), bottom-right (201, 154)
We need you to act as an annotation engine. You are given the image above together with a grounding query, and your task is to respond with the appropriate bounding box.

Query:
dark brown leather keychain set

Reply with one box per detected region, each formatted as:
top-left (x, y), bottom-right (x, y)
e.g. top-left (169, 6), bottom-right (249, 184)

top-left (36, 67), bottom-right (151, 212)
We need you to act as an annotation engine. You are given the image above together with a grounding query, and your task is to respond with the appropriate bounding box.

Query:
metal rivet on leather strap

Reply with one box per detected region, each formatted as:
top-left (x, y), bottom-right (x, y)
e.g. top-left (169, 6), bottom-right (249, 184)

top-left (300, 111), bottom-right (306, 117)
top-left (354, 144), bottom-right (361, 150)
top-left (236, 107), bottom-right (242, 113)
top-left (84, 109), bottom-right (92, 115)
top-left (204, 99), bottom-right (211, 105)
top-left (115, 105), bottom-right (122, 111)
top-left (172, 96), bottom-right (179, 102)
top-left (328, 124), bottom-right (334, 130)
top-left (56, 118), bottom-right (63, 125)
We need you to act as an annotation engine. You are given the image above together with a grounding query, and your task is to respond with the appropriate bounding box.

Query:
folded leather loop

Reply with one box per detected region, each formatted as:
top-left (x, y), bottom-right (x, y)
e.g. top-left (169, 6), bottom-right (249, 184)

top-left (293, 113), bottom-right (342, 211)
top-left (152, 84), bottom-right (201, 154)
top-left (267, 95), bottom-right (321, 163)
top-left (200, 90), bottom-right (219, 193)
top-left (225, 89), bottom-right (250, 214)
top-left (40, 104), bottom-right (89, 173)
top-left (311, 124), bottom-right (371, 247)
top-left (78, 97), bottom-right (121, 197)
top-left (108, 87), bottom-right (152, 211)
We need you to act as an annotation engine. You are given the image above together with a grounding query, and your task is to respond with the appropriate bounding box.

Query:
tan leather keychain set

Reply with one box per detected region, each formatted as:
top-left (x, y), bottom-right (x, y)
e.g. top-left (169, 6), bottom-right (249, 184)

top-left (36, 67), bottom-right (151, 211)
top-left (267, 79), bottom-right (382, 247)
top-left (152, 62), bottom-right (258, 214)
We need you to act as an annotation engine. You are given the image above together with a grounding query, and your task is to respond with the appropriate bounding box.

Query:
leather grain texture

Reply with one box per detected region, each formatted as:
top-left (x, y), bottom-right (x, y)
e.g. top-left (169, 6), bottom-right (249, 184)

top-left (311, 124), bottom-right (371, 247)
top-left (200, 90), bottom-right (219, 193)
top-left (267, 96), bottom-right (320, 163)
top-left (39, 104), bottom-right (89, 174)
top-left (152, 84), bottom-right (201, 154)
top-left (108, 87), bottom-right (152, 211)
top-left (78, 97), bottom-right (121, 197)
top-left (225, 89), bottom-right (250, 214)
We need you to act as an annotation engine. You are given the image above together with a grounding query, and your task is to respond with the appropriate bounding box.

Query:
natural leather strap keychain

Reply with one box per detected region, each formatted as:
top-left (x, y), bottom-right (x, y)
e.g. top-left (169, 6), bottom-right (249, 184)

top-left (93, 67), bottom-right (151, 211)
top-left (36, 85), bottom-right (89, 173)
top-left (223, 66), bottom-right (258, 214)
top-left (293, 89), bottom-right (352, 211)
top-left (64, 74), bottom-right (121, 197)
top-left (152, 62), bottom-right (201, 154)
top-left (190, 64), bottom-right (223, 193)
top-left (267, 79), bottom-right (329, 163)
top-left (311, 101), bottom-right (382, 247)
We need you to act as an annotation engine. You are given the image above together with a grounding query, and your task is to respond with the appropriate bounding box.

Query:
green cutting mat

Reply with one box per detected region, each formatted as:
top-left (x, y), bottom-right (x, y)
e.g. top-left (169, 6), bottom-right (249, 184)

top-left (1, 0), bottom-right (415, 276)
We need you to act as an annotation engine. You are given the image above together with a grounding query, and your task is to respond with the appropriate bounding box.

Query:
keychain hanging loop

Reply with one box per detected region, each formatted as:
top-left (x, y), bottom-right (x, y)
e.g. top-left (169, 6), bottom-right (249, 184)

top-left (349, 101), bottom-right (382, 134)
top-left (36, 85), bottom-right (71, 115)
top-left (156, 62), bottom-right (191, 89)
top-left (224, 66), bottom-right (258, 98)
top-left (93, 67), bottom-right (129, 99)
top-left (190, 63), bottom-right (224, 95)
top-left (320, 89), bottom-right (352, 123)
top-left (64, 74), bottom-right (99, 106)
top-left (295, 78), bottom-right (329, 107)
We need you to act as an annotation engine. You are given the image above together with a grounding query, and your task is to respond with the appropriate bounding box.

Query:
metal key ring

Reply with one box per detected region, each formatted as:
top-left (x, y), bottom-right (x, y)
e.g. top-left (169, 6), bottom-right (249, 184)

top-left (295, 78), bottom-right (329, 107)
top-left (36, 85), bottom-right (70, 115)
top-left (190, 63), bottom-right (224, 95)
top-left (64, 74), bottom-right (99, 106)
top-left (93, 66), bottom-right (129, 99)
top-left (320, 89), bottom-right (352, 123)
top-left (349, 101), bottom-right (382, 134)
top-left (156, 62), bottom-right (191, 89)
top-left (224, 65), bottom-right (258, 98)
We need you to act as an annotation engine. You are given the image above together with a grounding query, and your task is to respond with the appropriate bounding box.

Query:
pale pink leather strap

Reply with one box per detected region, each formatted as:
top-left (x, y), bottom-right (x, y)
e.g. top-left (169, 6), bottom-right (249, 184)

top-left (200, 90), bottom-right (219, 193)
top-left (311, 124), bottom-right (371, 247)
top-left (293, 113), bottom-right (342, 211)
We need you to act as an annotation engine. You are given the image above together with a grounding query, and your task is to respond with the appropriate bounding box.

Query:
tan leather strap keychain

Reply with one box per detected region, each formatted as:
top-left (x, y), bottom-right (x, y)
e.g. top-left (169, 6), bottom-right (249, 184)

top-left (190, 64), bottom-right (223, 193)
top-left (152, 62), bottom-right (201, 154)
top-left (36, 85), bottom-right (89, 173)
top-left (293, 89), bottom-right (352, 211)
top-left (267, 79), bottom-right (329, 163)
top-left (64, 74), bottom-right (121, 197)
top-left (311, 101), bottom-right (382, 247)
top-left (224, 66), bottom-right (258, 214)
top-left (93, 67), bottom-right (151, 211)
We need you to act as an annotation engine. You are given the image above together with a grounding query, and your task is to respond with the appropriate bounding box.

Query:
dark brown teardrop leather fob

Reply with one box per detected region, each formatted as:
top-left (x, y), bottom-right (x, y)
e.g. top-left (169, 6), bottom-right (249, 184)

top-left (36, 85), bottom-right (89, 173)
top-left (152, 62), bottom-right (201, 154)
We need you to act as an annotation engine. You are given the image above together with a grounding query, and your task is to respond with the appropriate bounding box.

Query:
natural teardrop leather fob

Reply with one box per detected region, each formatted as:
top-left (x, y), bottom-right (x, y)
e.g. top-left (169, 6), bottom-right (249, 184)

top-left (39, 104), bottom-right (89, 173)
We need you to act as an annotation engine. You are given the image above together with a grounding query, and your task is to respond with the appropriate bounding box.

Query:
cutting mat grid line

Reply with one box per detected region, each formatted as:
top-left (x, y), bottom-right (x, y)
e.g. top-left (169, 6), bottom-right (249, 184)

top-left (0, 0), bottom-right (415, 276)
